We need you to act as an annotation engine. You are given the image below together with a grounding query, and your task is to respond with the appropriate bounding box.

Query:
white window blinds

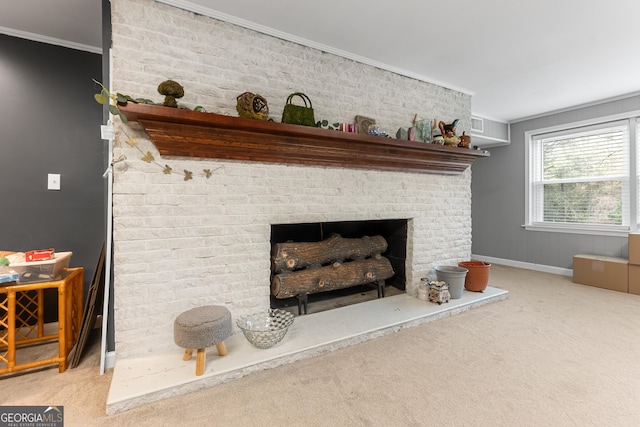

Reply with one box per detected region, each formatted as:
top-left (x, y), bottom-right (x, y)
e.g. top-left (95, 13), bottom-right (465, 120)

top-left (637, 120), bottom-right (640, 225)
top-left (530, 121), bottom-right (629, 227)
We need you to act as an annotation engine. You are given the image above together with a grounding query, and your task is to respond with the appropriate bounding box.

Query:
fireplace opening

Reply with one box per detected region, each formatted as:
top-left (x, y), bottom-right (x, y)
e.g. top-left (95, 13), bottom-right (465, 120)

top-left (270, 219), bottom-right (408, 315)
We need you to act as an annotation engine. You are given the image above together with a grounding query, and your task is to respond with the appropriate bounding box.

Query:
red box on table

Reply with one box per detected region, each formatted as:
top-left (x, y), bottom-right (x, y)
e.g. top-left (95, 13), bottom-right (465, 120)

top-left (25, 248), bottom-right (55, 262)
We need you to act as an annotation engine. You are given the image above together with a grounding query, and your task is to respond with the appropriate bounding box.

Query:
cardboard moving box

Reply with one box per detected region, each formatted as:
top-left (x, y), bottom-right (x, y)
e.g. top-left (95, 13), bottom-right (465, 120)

top-left (573, 254), bottom-right (628, 293)
top-left (629, 233), bottom-right (640, 265)
top-left (629, 264), bottom-right (640, 296)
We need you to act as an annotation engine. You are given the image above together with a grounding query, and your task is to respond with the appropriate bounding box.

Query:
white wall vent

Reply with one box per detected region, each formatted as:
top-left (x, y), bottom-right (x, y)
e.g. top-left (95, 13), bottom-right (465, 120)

top-left (471, 116), bottom-right (484, 133)
top-left (469, 115), bottom-right (510, 148)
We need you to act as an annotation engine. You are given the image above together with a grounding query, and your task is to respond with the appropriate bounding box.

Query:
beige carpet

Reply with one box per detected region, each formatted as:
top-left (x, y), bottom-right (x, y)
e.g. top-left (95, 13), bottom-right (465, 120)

top-left (3, 264), bottom-right (640, 426)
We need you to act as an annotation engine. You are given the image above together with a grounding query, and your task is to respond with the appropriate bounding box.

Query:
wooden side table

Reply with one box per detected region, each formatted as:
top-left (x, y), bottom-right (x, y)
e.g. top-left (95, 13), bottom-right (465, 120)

top-left (0, 267), bottom-right (84, 374)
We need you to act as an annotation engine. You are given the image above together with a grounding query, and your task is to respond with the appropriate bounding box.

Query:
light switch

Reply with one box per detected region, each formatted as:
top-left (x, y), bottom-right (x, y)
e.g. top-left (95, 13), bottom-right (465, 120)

top-left (48, 173), bottom-right (61, 190)
top-left (101, 124), bottom-right (114, 140)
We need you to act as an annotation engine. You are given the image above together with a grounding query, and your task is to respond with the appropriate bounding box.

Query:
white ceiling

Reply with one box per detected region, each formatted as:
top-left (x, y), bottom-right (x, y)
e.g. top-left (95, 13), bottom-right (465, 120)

top-left (2, 0), bottom-right (640, 123)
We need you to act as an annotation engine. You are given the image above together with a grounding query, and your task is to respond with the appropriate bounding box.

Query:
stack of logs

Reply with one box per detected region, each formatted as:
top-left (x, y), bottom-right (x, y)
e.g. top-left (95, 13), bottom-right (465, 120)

top-left (270, 233), bottom-right (395, 300)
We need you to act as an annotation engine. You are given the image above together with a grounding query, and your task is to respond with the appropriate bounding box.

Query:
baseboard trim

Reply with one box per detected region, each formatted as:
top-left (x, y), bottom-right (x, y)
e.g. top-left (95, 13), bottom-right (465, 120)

top-left (104, 351), bottom-right (116, 371)
top-left (471, 254), bottom-right (573, 277)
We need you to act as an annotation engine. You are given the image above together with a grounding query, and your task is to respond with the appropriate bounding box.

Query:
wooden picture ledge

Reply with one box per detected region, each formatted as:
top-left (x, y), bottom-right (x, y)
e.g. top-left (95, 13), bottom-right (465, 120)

top-left (118, 102), bottom-right (489, 175)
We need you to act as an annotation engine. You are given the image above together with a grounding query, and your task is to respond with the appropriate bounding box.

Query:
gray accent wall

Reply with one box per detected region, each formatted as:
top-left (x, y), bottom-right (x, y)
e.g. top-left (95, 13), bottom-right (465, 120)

top-left (0, 34), bottom-right (105, 319)
top-left (471, 95), bottom-right (640, 269)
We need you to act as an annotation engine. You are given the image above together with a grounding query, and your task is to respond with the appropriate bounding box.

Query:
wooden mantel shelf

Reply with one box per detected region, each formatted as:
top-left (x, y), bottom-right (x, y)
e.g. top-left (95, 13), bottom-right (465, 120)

top-left (118, 102), bottom-right (489, 175)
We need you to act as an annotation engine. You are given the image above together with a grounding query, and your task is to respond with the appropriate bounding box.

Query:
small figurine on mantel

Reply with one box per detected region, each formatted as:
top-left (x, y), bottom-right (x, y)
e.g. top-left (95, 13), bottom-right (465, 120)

top-left (458, 131), bottom-right (471, 148)
top-left (236, 91), bottom-right (269, 120)
top-left (157, 80), bottom-right (184, 108)
top-left (438, 119), bottom-right (461, 146)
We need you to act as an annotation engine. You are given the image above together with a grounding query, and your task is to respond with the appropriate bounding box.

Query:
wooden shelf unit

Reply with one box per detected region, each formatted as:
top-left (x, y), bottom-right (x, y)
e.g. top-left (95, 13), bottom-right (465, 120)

top-left (118, 103), bottom-right (489, 175)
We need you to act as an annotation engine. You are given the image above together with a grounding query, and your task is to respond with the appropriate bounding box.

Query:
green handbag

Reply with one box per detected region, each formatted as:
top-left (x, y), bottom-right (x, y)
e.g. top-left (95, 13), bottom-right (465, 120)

top-left (281, 93), bottom-right (315, 127)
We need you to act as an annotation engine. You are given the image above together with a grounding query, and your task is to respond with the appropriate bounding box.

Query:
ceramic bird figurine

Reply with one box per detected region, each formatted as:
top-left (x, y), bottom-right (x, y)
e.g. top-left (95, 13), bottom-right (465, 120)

top-left (438, 119), bottom-right (459, 138)
top-left (438, 119), bottom-right (461, 146)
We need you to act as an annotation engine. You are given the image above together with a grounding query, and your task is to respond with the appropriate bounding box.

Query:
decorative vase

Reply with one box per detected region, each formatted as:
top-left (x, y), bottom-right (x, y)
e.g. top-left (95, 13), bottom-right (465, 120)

top-left (458, 261), bottom-right (491, 292)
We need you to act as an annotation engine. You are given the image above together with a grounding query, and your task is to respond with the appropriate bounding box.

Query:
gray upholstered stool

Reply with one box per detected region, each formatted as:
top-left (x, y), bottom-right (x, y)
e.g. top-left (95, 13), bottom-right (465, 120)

top-left (173, 305), bottom-right (232, 376)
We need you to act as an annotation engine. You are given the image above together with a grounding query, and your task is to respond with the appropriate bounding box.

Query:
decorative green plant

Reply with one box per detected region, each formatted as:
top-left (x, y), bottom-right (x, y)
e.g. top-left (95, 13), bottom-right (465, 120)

top-left (93, 79), bottom-right (220, 181)
top-left (93, 79), bottom-right (147, 123)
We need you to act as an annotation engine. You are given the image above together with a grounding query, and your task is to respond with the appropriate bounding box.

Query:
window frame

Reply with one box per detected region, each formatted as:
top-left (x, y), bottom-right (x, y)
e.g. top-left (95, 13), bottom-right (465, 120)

top-left (524, 111), bottom-right (640, 237)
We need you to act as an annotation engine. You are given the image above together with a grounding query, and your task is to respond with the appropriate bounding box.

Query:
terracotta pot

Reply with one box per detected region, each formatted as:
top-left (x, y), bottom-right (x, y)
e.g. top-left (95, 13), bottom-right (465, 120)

top-left (457, 261), bottom-right (491, 292)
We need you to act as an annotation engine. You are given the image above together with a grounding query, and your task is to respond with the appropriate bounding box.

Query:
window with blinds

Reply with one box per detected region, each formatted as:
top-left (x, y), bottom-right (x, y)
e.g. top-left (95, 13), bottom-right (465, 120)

top-left (530, 121), bottom-right (630, 228)
top-left (637, 120), bottom-right (640, 225)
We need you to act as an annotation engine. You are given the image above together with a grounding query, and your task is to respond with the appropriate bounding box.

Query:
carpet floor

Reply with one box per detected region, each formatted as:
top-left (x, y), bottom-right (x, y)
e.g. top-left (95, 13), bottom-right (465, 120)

top-left (2, 264), bottom-right (640, 426)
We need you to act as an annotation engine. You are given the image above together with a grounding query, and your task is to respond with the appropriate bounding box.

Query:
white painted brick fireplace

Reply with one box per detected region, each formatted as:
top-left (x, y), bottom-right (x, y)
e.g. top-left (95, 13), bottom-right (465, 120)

top-left (110, 0), bottom-right (474, 361)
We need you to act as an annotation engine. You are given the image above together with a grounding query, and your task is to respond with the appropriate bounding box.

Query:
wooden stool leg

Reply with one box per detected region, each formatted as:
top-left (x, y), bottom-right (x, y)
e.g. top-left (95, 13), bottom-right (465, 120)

top-left (183, 348), bottom-right (193, 361)
top-left (216, 341), bottom-right (228, 356)
top-left (195, 348), bottom-right (206, 376)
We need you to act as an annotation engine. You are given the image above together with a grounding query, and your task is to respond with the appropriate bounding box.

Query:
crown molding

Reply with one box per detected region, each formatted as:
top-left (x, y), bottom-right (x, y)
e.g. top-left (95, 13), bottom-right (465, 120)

top-left (0, 26), bottom-right (102, 54)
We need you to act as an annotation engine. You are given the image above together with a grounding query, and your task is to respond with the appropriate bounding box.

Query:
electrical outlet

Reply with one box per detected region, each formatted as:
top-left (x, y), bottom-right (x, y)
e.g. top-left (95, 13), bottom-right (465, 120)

top-left (48, 173), bottom-right (61, 190)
